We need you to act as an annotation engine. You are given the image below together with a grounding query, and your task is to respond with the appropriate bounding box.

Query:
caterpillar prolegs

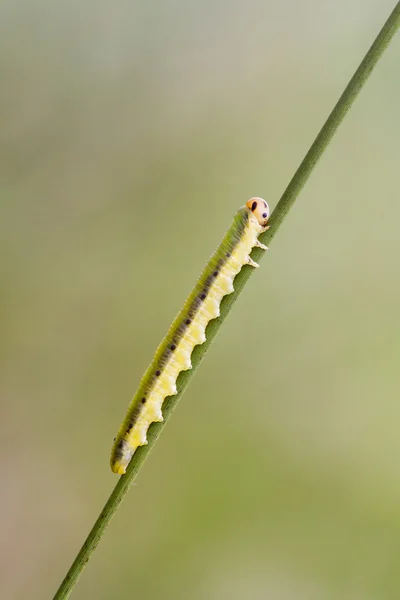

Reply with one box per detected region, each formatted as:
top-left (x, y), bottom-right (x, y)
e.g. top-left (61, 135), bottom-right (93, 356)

top-left (110, 198), bottom-right (270, 474)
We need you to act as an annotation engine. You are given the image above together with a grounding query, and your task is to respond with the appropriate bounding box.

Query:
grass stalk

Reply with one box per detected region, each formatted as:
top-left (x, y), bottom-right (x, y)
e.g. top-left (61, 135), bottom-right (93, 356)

top-left (53, 4), bottom-right (400, 599)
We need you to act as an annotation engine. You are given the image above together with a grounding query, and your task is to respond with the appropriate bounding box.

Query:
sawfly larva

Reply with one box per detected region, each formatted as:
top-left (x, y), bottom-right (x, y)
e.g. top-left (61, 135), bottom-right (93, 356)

top-left (110, 198), bottom-right (270, 474)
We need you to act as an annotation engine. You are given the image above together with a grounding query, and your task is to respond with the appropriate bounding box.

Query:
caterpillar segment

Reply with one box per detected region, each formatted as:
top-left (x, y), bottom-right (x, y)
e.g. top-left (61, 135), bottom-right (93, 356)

top-left (111, 197), bottom-right (270, 474)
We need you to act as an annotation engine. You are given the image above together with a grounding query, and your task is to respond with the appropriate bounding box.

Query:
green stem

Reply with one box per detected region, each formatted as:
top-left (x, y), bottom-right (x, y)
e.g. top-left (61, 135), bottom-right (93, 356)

top-left (53, 4), bottom-right (400, 599)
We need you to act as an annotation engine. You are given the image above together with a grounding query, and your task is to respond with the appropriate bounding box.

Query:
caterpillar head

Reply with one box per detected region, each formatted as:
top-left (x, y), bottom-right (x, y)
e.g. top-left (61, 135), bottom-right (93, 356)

top-left (246, 197), bottom-right (270, 228)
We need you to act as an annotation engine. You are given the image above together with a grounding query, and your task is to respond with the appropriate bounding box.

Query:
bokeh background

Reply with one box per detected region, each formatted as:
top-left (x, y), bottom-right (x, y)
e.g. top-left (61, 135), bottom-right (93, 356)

top-left (1, 1), bottom-right (400, 599)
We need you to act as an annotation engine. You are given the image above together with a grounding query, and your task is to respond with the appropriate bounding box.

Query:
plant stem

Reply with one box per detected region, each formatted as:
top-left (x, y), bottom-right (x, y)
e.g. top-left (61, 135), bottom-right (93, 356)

top-left (53, 4), bottom-right (400, 599)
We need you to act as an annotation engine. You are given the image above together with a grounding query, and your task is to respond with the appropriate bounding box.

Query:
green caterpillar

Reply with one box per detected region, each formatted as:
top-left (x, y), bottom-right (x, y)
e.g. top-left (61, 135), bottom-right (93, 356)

top-left (111, 198), bottom-right (270, 474)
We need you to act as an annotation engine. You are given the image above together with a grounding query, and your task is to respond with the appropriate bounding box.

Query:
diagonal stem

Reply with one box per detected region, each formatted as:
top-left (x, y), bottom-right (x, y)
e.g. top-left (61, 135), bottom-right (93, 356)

top-left (53, 3), bottom-right (400, 599)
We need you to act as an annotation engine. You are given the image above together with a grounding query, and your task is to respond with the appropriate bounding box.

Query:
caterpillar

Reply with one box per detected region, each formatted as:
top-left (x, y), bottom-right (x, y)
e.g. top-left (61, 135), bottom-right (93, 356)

top-left (110, 197), bottom-right (270, 474)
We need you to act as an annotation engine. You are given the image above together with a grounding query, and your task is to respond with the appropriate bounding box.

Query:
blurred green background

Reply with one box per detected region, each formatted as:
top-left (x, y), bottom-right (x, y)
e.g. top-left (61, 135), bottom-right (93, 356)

top-left (1, 1), bottom-right (400, 599)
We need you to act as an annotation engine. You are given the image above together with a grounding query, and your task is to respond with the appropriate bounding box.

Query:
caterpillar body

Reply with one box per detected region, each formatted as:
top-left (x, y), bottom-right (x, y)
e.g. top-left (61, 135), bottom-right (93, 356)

top-left (111, 198), bottom-right (270, 474)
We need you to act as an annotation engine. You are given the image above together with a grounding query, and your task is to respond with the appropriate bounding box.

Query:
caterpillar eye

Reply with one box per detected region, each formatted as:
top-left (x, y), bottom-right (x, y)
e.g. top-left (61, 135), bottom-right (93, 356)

top-left (251, 201), bottom-right (257, 211)
top-left (262, 213), bottom-right (267, 218)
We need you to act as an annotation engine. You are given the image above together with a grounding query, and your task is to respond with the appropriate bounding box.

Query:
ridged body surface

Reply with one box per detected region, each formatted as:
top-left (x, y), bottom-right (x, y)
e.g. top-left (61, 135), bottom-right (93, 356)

top-left (111, 206), bottom-right (263, 474)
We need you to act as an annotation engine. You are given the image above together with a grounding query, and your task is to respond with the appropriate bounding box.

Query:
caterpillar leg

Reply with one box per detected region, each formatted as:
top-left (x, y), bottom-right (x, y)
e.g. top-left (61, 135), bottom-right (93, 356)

top-left (246, 256), bottom-right (259, 268)
top-left (255, 240), bottom-right (269, 250)
top-left (153, 410), bottom-right (164, 422)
